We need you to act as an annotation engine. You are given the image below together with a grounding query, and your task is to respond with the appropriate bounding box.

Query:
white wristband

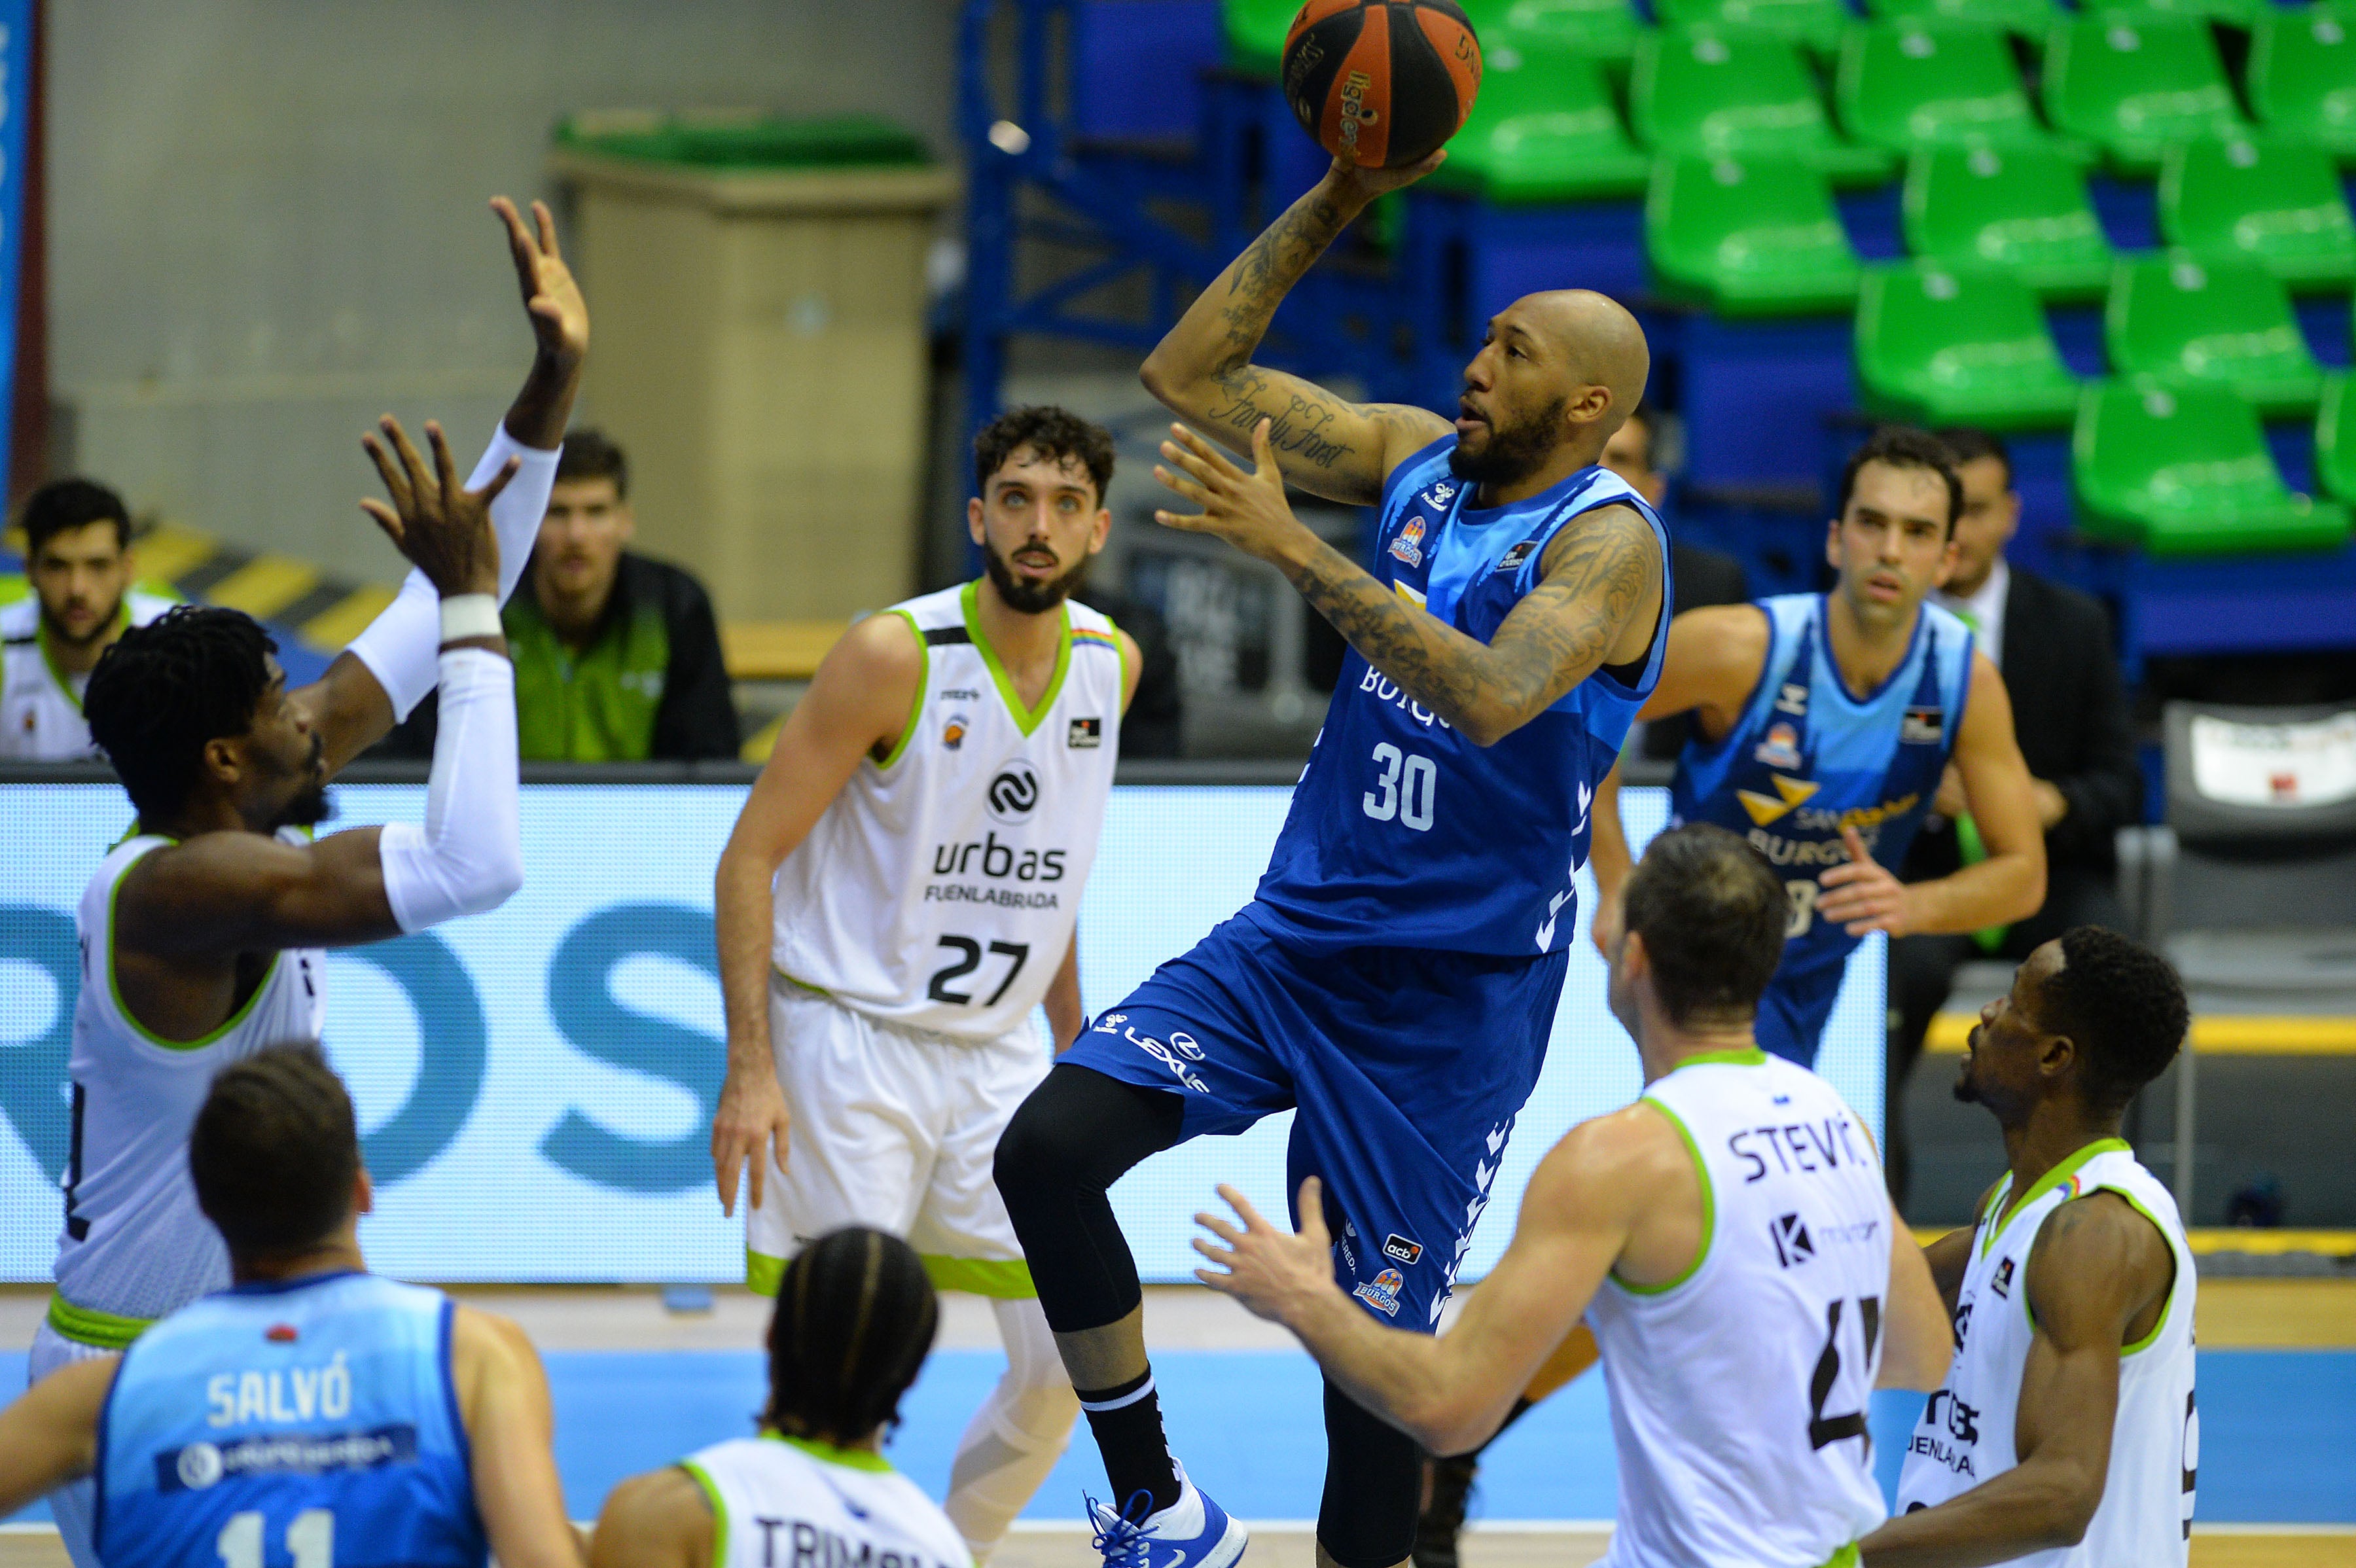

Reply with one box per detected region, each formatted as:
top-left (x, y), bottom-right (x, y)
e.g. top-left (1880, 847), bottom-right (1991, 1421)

top-left (438, 594), bottom-right (503, 643)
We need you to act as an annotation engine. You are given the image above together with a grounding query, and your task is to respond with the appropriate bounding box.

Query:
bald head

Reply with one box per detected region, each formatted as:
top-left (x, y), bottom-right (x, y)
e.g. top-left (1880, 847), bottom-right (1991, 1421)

top-left (1519, 289), bottom-right (1651, 440)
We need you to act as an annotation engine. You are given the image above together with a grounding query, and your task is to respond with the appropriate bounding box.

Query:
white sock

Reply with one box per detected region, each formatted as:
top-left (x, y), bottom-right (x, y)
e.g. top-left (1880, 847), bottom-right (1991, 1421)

top-left (948, 1296), bottom-right (1081, 1561)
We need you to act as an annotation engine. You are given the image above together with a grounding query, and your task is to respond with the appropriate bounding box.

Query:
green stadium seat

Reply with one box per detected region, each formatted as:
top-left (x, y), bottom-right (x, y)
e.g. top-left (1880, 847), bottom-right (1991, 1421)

top-left (2043, 10), bottom-right (2247, 175)
top-left (1426, 37), bottom-right (1651, 200)
top-left (1224, 0), bottom-right (1295, 73)
top-left (2249, 3), bottom-right (2356, 164)
top-left (2319, 373), bottom-right (2356, 503)
top-left (2106, 251), bottom-right (2327, 415)
top-left (2161, 134), bottom-right (2356, 291)
top-left (2074, 378), bottom-right (2350, 553)
top-left (1836, 20), bottom-right (2063, 158)
top-left (1857, 262), bottom-right (2083, 428)
top-left (1652, 0), bottom-right (1849, 54)
top-left (1459, 0), bottom-right (1645, 68)
top-left (1904, 143), bottom-right (2116, 299)
top-left (2091, 0), bottom-right (2264, 27)
top-left (1633, 27), bottom-right (1898, 184)
top-left (1647, 152), bottom-right (1865, 313)
top-left (1863, 0), bottom-right (2060, 39)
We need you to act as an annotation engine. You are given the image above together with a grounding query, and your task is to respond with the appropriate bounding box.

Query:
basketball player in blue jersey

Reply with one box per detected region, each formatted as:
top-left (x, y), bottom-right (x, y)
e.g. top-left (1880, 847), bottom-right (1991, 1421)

top-left (0, 1048), bottom-right (583, 1568)
top-left (1592, 426), bottom-right (2046, 1067)
top-left (994, 149), bottom-right (1669, 1568)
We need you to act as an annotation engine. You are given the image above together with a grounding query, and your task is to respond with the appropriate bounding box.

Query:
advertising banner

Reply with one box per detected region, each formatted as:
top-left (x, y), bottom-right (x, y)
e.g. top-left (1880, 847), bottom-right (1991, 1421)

top-left (0, 783), bottom-right (1883, 1284)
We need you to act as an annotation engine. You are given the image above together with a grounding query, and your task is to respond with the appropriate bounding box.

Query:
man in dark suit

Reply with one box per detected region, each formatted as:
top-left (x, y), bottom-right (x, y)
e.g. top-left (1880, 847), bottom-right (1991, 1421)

top-left (1884, 427), bottom-right (2143, 1207)
top-left (1599, 402), bottom-right (1749, 760)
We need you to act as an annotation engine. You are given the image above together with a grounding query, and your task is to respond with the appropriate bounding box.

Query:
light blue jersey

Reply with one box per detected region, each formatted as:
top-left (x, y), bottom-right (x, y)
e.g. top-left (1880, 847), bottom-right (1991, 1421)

top-left (97, 1272), bottom-right (485, 1568)
top-left (1671, 594), bottom-right (1974, 1064)
top-left (1257, 437), bottom-right (1671, 956)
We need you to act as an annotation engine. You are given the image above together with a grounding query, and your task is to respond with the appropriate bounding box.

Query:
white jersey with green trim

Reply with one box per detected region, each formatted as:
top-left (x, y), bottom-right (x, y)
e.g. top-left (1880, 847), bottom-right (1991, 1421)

top-left (0, 592), bottom-right (177, 760)
top-left (771, 581), bottom-right (1122, 1041)
top-left (1588, 1049), bottom-right (1893, 1568)
top-left (1896, 1140), bottom-right (2196, 1566)
top-left (681, 1433), bottom-right (973, 1568)
top-left (53, 833), bottom-right (326, 1331)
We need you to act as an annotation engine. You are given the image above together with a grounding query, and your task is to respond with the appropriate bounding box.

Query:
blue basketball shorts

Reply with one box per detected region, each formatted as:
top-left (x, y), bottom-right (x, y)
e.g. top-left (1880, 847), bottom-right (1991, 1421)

top-left (1060, 903), bottom-right (1569, 1332)
top-left (1755, 954), bottom-right (1847, 1067)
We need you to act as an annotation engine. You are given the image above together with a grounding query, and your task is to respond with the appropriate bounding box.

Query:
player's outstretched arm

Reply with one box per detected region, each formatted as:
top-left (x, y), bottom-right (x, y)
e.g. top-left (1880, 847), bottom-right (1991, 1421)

top-left (1860, 1192), bottom-right (2175, 1567)
top-left (309, 196), bottom-right (588, 764)
top-left (452, 1306), bottom-right (589, 1568)
top-left (1196, 1107), bottom-right (1666, 1455)
top-left (590, 1466), bottom-right (711, 1568)
top-left (1139, 158), bottom-right (1451, 506)
top-left (1156, 421), bottom-right (1661, 745)
top-left (710, 616), bottom-right (927, 1215)
top-left (1878, 1202), bottom-right (1955, 1391)
top-left (0, 1355), bottom-right (115, 1518)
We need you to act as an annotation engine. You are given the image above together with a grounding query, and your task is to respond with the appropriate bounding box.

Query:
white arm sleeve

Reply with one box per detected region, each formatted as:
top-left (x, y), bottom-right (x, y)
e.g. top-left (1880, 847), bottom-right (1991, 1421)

top-left (378, 647), bottom-right (524, 933)
top-left (345, 425), bottom-right (562, 721)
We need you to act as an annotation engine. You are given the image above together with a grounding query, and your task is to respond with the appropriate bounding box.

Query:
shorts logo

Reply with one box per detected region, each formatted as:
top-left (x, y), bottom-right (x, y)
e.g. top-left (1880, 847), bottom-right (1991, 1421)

top-left (1389, 516), bottom-right (1427, 568)
top-left (1770, 1211), bottom-right (1815, 1268)
top-left (942, 714), bottom-right (970, 751)
top-left (1753, 721), bottom-right (1804, 771)
top-left (1493, 541), bottom-right (1537, 575)
top-left (986, 760), bottom-right (1041, 823)
top-left (1990, 1256), bottom-right (2015, 1298)
top-left (1902, 705), bottom-right (1946, 745)
top-left (1383, 1233), bottom-right (1423, 1266)
top-left (1115, 1021), bottom-right (1209, 1094)
top-left (1353, 1268), bottom-right (1405, 1317)
top-left (1069, 717), bottom-right (1103, 749)
top-left (1168, 1030), bottom-right (1206, 1061)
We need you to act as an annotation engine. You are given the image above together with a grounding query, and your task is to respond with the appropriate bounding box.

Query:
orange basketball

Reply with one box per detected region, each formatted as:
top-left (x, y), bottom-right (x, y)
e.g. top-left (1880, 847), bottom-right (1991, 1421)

top-left (1280, 0), bottom-right (1482, 169)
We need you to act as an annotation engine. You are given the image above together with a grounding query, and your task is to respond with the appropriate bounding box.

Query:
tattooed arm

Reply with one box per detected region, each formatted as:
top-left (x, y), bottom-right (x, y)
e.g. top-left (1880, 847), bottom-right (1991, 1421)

top-left (1139, 156), bottom-right (1452, 507)
top-left (1156, 422), bottom-right (1662, 747)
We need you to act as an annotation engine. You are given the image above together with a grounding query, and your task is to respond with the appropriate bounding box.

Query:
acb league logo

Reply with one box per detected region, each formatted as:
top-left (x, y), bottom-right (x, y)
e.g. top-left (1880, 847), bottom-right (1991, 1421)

top-left (986, 759), bottom-right (1041, 825)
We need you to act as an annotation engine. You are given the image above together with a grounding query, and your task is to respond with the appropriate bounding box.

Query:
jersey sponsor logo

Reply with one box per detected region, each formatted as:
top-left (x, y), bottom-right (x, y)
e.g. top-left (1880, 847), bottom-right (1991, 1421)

top-left (985, 760), bottom-right (1041, 823)
top-left (942, 714), bottom-right (969, 751)
top-left (1726, 1115), bottom-right (1870, 1183)
top-left (1901, 705), bottom-right (1946, 745)
top-left (1356, 666), bottom-right (1453, 730)
top-left (941, 688), bottom-right (983, 700)
top-left (1771, 1211), bottom-right (1816, 1267)
top-left (1069, 717), bottom-right (1102, 749)
top-left (160, 1424), bottom-right (419, 1493)
top-left (1353, 1268), bottom-right (1405, 1317)
top-left (1990, 1256), bottom-right (2016, 1298)
top-left (929, 832), bottom-right (1066, 883)
top-left (1383, 1233), bottom-right (1424, 1266)
top-left (1753, 721), bottom-right (1804, 772)
top-left (1952, 1299), bottom-right (1972, 1348)
top-left (1737, 774), bottom-right (1819, 827)
top-left (1493, 540), bottom-right (1537, 575)
top-left (1389, 516), bottom-right (1428, 568)
top-left (1909, 1389), bottom-right (1983, 1476)
top-left (1776, 682), bottom-right (1810, 716)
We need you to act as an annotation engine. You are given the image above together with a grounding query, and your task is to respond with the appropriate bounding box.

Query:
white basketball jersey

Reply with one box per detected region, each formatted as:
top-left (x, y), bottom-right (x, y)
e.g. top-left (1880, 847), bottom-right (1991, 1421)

top-left (772, 582), bottom-right (1123, 1040)
top-left (0, 592), bottom-right (175, 760)
top-left (54, 833), bottom-right (327, 1330)
top-left (1589, 1049), bottom-right (1893, 1568)
top-left (1897, 1140), bottom-right (2197, 1567)
top-left (681, 1433), bottom-right (973, 1568)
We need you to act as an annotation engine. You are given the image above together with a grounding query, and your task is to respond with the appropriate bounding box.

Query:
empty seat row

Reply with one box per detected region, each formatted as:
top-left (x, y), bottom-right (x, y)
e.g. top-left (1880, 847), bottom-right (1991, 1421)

top-left (2077, 376), bottom-right (2350, 553)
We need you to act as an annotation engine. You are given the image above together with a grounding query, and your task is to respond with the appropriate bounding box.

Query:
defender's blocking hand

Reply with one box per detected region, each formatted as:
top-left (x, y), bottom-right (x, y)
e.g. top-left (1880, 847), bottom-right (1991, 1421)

top-left (1194, 1177), bottom-right (1340, 1327)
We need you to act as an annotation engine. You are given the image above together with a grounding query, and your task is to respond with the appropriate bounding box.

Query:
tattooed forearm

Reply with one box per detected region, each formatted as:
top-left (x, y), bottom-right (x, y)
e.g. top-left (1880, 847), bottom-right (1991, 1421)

top-left (1274, 507), bottom-right (1661, 746)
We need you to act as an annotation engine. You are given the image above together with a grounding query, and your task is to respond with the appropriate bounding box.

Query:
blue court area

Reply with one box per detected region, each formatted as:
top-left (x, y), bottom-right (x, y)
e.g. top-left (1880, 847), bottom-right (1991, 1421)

top-left (8, 1347), bottom-right (2351, 1525)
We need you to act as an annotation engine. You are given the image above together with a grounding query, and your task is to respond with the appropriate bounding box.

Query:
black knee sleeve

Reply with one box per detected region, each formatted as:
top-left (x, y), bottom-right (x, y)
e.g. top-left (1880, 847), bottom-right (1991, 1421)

top-left (994, 1064), bottom-right (1183, 1335)
top-left (1318, 1377), bottom-right (1425, 1568)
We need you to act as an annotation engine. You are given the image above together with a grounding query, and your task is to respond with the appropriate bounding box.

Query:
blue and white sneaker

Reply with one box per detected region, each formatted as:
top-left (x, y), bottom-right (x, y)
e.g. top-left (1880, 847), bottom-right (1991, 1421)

top-left (1086, 1464), bottom-right (1248, 1568)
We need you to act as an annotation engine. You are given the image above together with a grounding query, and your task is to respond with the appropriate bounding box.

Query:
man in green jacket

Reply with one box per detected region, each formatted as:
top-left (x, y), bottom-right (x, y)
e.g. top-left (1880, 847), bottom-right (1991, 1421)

top-left (380, 428), bottom-right (740, 761)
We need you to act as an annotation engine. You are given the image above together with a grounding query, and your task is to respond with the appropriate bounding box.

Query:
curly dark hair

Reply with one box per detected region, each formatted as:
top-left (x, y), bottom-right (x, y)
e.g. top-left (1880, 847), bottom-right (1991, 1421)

top-left (84, 605), bottom-right (276, 825)
top-left (1837, 425), bottom-right (1963, 537)
top-left (2039, 927), bottom-right (2190, 1113)
top-left (761, 1227), bottom-right (939, 1448)
top-left (973, 405), bottom-right (1115, 507)
top-left (21, 478), bottom-right (132, 557)
top-left (190, 1046), bottom-right (361, 1258)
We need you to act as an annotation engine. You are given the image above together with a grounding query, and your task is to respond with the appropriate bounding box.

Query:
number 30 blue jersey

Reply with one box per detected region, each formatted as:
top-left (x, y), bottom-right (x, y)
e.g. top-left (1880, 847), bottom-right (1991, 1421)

top-left (1254, 436), bottom-right (1671, 956)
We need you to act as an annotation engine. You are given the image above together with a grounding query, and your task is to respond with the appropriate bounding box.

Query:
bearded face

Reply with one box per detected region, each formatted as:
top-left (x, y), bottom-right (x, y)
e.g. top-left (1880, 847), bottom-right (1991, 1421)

top-left (1449, 393), bottom-right (1569, 490)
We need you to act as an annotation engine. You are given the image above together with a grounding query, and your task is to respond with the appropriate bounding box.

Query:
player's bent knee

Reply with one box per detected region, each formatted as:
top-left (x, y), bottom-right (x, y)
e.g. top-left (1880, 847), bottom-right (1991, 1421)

top-left (993, 1063), bottom-right (1181, 1209)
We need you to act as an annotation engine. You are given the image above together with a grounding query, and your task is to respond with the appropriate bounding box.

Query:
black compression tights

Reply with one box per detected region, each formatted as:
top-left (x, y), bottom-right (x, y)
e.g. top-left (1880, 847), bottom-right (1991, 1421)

top-left (995, 1064), bottom-right (1425, 1567)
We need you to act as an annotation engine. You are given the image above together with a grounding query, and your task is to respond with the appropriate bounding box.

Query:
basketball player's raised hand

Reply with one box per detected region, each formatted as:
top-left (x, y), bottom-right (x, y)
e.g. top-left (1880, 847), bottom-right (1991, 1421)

top-left (1192, 1177), bottom-right (1338, 1328)
top-left (1154, 419), bottom-right (1313, 565)
top-left (1817, 825), bottom-right (1914, 938)
top-left (360, 416), bottom-right (516, 600)
top-left (1325, 149), bottom-right (1448, 209)
top-left (491, 196), bottom-right (588, 376)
